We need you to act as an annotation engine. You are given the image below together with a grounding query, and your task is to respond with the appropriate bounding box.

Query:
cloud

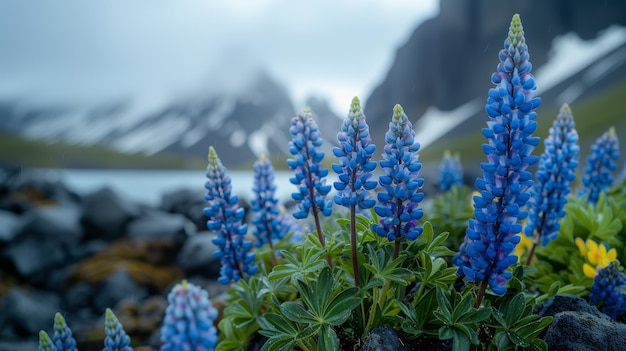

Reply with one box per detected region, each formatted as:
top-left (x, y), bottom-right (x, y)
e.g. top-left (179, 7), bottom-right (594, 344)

top-left (0, 0), bottom-right (439, 113)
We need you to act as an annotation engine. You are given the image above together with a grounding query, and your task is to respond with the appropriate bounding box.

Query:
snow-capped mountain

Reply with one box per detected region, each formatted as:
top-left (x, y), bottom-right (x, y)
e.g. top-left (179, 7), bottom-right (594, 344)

top-left (0, 70), bottom-right (341, 167)
top-left (364, 0), bottom-right (626, 158)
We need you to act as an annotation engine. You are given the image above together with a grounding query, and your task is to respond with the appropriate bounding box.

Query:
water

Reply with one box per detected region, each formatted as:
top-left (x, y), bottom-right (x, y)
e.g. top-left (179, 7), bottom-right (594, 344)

top-left (36, 169), bottom-right (306, 206)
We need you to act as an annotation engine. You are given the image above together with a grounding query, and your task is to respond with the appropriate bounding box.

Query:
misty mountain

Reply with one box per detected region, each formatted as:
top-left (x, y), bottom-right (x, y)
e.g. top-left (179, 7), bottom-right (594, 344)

top-left (364, 0), bottom-right (626, 152)
top-left (0, 70), bottom-right (343, 167)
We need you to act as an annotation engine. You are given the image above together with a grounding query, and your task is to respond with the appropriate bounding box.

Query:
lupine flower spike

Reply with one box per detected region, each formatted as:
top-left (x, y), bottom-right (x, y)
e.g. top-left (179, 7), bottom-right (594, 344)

top-left (252, 154), bottom-right (286, 264)
top-left (524, 104), bottom-right (579, 265)
top-left (439, 150), bottom-right (463, 192)
top-left (204, 146), bottom-right (257, 285)
top-left (454, 14), bottom-right (541, 306)
top-left (39, 331), bottom-right (57, 351)
top-left (590, 260), bottom-right (626, 320)
top-left (287, 110), bottom-right (332, 229)
top-left (287, 107), bottom-right (333, 266)
top-left (53, 313), bottom-right (78, 351)
top-left (104, 308), bottom-right (133, 351)
top-left (333, 96), bottom-right (377, 286)
top-left (580, 127), bottom-right (620, 204)
top-left (373, 104), bottom-right (424, 259)
top-left (160, 280), bottom-right (219, 351)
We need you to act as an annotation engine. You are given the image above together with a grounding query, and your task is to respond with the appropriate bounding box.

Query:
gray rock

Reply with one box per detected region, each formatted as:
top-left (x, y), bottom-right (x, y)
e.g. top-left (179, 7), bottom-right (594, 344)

top-left (80, 187), bottom-right (141, 241)
top-left (2, 205), bottom-right (82, 285)
top-left (0, 210), bottom-right (21, 243)
top-left (0, 287), bottom-right (60, 337)
top-left (17, 204), bottom-right (83, 244)
top-left (3, 237), bottom-right (65, 281)
top-left (160, 188), bottom-right (207, 231)
top-left (93, 268), bottom-right (149, 313)
top-left (360, 326), bottom-right (412, 351)
top-left (177, 231), bottom-right (220, 278)
top-left (535, 294), bottom-right (609, 320)
top-left (127, 209), bottom-right (194, 243)
top-left (544, 311), bottom-right (626, 351)
top-left (0, 341), bottom-right (39, 351)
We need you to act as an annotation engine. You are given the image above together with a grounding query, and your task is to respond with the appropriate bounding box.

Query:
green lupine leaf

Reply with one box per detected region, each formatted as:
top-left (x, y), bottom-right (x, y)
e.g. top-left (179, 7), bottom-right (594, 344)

top-left (451, 331), bottom-right (471, 351)
top-left (280, 302), bottom-right (317, 324)
top-left (435, 288), bottom-right (452, 320)
top-left (314, 267), bottom-right (334, 312)
top-left (507, 330), bottom-right (530, 347)
top-left (259, 336), bottom-right (297, 351)
top-left (495, 331), bottom-right (510, 350)
top-left (490, 307), bottom-right (506, 327)
top-left (504, 293), bottom-right (526, 327)
top-left (460, 307), bottom-right (491, 324)
top-left (324, 288), bottom-right (360, 325)
top-left (318, 325), bottom-right (339, 351)
top-left (451, 293), bottom-right (473, 321)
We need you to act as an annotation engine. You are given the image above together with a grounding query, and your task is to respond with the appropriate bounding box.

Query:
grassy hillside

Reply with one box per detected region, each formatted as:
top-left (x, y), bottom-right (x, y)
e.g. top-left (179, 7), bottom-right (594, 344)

top-left (420, 80), bottom-right (626, 168)
top-left (0, 134), bottom-right (206, 170)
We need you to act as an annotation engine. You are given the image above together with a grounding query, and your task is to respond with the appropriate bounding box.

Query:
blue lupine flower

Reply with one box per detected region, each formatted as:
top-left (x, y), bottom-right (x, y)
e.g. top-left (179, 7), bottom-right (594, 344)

top-left (590, 260), bottom-right (626, 320)
top-left (439, 151), bottom-right (463, 192)
top-left (454, 14), bottom-right (541, 296)
top-left (204, 146), bottom-right (257, 285)
top-left (287, 107), bottom-right (333, 220)
top-left (251, 154), bottom-right (287, 247)
top-left (160, 280), bottom-right (219, 351)
top-left (332, 96), bottom-right (377, 209)
top-left (103, 308), bottom-right (133, 351)
top-left (524, 104), bottom-right (579, 246)
top-left (580, 127), bottom-right (620, 204)
top-left (53, 313), bottom-right (77, 351)
top-left (373, 104), bottom-right (424, 248)
top-left (39, 331), bottom-right (57, 351)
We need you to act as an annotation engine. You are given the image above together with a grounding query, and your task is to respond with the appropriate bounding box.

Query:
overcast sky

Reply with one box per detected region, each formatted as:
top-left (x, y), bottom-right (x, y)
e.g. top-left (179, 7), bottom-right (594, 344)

top-left (0, 0), bottom-right (439, 115)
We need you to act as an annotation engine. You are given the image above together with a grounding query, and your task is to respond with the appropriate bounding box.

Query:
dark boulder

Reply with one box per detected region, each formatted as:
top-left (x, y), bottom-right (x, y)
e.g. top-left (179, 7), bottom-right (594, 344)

top-left (93, 268), bottom-right (150, 314)
top-left (80, 187), bottom-right (141, 241)
top-left (2, 205), bottom-right (82, 286)
top-left (160, 188), bottom-right (207, 231)
top-left (0, 287), bottom-right (61, 337)
top-left (360, 326), bottom-right (413, 351)
top-left (0, 210), bottom-right (21, 243)
top-left (544, 311), bottom-right (626, 351)
top-left (176, 231), bottom-right (220, 278)
top-left (127, 209), bottom-right (194, 244)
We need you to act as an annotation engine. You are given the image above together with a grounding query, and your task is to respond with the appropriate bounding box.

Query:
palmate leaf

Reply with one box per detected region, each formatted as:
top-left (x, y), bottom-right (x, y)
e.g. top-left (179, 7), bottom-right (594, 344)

top-left (268, 242), bottom-right (327, 283)
top-left (362, 245), bottom-right (413, 287)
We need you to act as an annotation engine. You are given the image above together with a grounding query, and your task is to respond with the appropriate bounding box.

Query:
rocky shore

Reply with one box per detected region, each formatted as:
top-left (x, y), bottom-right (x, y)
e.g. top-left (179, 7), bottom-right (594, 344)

top-left (0, 169), bottom-right (228, 350)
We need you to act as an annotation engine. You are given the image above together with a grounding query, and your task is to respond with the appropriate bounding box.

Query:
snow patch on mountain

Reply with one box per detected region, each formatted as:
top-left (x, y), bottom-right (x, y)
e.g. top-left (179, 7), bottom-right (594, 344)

top-left (535, 26), bottom-right (626, 94)
top-left (415, 26), bottom-right (626, 149)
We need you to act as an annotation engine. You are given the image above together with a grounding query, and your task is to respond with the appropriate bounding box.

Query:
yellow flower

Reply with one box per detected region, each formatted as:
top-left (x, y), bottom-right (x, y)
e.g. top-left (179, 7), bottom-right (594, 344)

top-left (514, 234), bottom-right (534, 263)
top-left (575, 237), bottom-right (617, 278)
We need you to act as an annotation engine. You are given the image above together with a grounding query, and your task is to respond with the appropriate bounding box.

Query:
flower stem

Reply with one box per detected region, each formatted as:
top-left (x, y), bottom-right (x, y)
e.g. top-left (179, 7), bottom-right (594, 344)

top-left (474, 278), bottom-right (489, 309)
top-left (311, 201), bottom-right (333, 269)
top-left (351, 205), bottom-right (360, 287)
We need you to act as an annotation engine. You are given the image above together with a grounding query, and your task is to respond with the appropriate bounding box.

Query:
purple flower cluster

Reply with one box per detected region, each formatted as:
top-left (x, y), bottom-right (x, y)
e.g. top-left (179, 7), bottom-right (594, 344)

top-left (251, 154), bottom-right (287, 247)
top-left (332, 96), bottom-right (377, 209)
top-left (104, 308), bottom-right (133, 351)
top-left (53, 313), bottom-right (78, 351)
top-left (525, 104), bottom-right (579, 246)
top-left (454, 14), bottom-right (541, 296)
top-left (590, 260), bottom-right (626, 320)
top-left (373, 104), bottom-right (424, 246)
top-left (439, 151), bottom-right (463, 192)
top-left (160, 280), bottom-right (219, 351)
top-left (287, 108), bottom-right (333, 219)
top-left (580, 127), bottom-right (620, 204)
top-left (204, 146), bottom-right (257, 285)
